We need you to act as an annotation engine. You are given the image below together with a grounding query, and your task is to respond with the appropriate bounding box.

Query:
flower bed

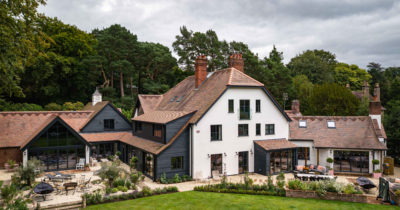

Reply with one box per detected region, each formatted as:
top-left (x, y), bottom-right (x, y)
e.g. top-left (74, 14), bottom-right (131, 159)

top-left (83, 186), bottom-right (179, 206)
top-left (286, 179), bottom-right (370, 203)
top-left (159, 173), bottom-right (193, 184)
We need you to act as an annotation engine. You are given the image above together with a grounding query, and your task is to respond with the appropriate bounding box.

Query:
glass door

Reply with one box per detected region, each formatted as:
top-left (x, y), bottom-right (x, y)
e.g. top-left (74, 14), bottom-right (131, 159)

top-left (238, 151), bottom-right (249, 174)
top-left (211, 154), bottom-right (223, 175)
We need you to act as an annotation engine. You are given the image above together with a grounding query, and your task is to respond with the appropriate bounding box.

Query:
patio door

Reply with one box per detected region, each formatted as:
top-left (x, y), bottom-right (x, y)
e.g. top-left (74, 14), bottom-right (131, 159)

top-left (211, 154), bottom-right (222, 176)
top-left (238, 151), bottom-right (248, 174)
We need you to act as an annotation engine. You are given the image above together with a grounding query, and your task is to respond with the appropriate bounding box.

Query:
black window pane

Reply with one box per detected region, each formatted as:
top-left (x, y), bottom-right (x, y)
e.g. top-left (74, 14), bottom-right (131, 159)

top-left (265, 124), bottom-right (275, 135)
top-left (238, 124), bottom-right (249, 136)
top-left (228, 100), bottom-right (234, 113)
top-left (240, 100), bottom-right (250, 120)
top-left (297, 147), bottom-right (310, 160)
top-left (104, 119), bottom-right (115, 130)
top-left (211, 125), bottom-right (222, 141)
top-left (171, 156), bottom-right (184, 169)
top-left (256, 100), bottom-right (261, 113)
top-left (256, 123), bottom-right (261, 136)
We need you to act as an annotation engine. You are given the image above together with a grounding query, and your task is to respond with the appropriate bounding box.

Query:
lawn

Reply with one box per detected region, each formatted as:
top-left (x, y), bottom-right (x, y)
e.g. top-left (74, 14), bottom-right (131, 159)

top-left (85, 191), bottom-right (397, 210)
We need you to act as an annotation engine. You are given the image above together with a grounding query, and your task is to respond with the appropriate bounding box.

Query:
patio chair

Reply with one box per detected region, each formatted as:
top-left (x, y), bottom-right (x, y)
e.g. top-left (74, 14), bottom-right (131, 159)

top-left (76, 158), bottom-right (85, 170)
top-left (79, 177), bottom-right (92, 192)
top-left (55, 171), bottom-right (74, 179)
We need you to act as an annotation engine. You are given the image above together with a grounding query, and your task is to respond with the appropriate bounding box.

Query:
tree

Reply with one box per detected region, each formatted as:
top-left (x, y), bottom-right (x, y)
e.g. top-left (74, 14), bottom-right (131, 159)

top-left (262, 46), bottom-right (292, 106)
top-left (172, 26), bottom-right (194, 71)
top-left (0, 0), bottom-right (47, 98)
top-left (14, 157), bottom-right (41, 187)
top-left (367, 62), bottom-right (390, 104)
top-left (384, 100), bottom-right (400, 163)
top-left (287, 50), bottom-right (337, 84)
top-left (93, 24), bottom-right (138, 98)
top-left (291, 75), bottom-right (313, 112)
top-left (304, 83), bottom-right (360, 116)
top-left (334, 63), bottom-right (372, 90)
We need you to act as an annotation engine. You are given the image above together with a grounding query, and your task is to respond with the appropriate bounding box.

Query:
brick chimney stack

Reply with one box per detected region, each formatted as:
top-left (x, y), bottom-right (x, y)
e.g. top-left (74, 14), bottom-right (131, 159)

top-left (291, 100), bottom-right (300, 114)
top-left (228, 53), bottom-right (244, 72)
top-left (373, 83), bottom-right (380, 102)
top-left (362, 81), bottom-right (369, 98)
top-left (195, 55), bottom-right (207, 88)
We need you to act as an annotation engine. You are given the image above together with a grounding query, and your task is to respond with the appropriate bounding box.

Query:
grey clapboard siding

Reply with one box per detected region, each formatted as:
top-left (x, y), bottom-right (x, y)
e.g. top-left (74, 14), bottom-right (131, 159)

top-left (165, 114), bottom-right (192, 143)
top-left (254, 143), bottom-right (267, 175)
top-left (155, 127), bottom-right (190, 179)
top-left (133, 121), bottom-right (164, 144)
top-left (82, 105), bottom-right (132, 133)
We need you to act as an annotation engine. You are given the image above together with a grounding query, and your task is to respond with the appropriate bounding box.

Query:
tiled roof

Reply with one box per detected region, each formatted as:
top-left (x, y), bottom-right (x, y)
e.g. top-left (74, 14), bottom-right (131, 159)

top-left (138, 68), bottom-right (279, 124)
top-left (289, 116), bottom-right (387, 150)
top-left (81, 101), bottom-right (110, 129)
top-left (137, 95), bottom-right (163, 113)
top-left (120, 133), bottom-right (164, 154)
top-left (80, 132), bottom-right (129, 142)
top-left (254, 139), bottom-right (298, 151)
top-left (372, 119), bottom-right (387, 139)
top-left (0, 111), bottom-right (92, 148)
top-left (133, 110), bottom-right (194, 124)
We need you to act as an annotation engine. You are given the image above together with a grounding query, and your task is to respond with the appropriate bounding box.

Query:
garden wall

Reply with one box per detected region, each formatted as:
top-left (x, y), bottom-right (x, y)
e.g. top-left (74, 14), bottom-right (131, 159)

top-left (286, 189), bottom-right (370, 203)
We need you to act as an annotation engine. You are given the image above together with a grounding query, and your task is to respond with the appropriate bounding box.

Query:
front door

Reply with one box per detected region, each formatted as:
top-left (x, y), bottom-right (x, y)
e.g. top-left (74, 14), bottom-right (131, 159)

top-left (238, 151), bottom-right (248, 174)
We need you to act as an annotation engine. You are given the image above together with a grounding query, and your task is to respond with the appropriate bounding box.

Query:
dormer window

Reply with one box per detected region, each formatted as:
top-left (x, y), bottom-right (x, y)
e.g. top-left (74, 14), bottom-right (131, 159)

top-left (299, 120), bottom-right (307, 128)
top-left (327, 120), bottom-right (336, 128)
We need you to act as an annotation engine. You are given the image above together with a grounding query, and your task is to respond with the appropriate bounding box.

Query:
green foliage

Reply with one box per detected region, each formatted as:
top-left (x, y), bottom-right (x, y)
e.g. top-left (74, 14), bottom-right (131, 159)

top-left (129, 156), bottom-right (138, 171)
top-left (44, 102), bottom-right (62, 110)
top-left (111, 188), bottom-right (118, 193)
top-left (334, 63), bottom-right (372, 90)
top-left (385, 100), bottom-right (400, 163)
top-left (305, 83), bottom-right (360, 116)
top-left (326, 157), bottom-right (333, 163)
top-left (174, 174), bottom-right (182, 183)
top-left (160, 173), bottom-right (167, 184)
top-left (287, 180), bottom-right (361, 196)
top-left (142, 186), bottom-right (153, 197)
top-left (0, 100), bottom-right (43, 111)
top-left (372, 159), bottom-right (380, 165)
top-left (193, 181), bottom-right (284, 196)
top-left (98, 162), bottom-right (127, 187)
top-left (395, 189), bottom-right (400, 196)
top-left (288, 50), bottom-right (337, 84)
top-left (130, 171), bottom-right (144, 186)
top-left (14, 157), bottom-right (41, 187)
top-left (62, 101), bottom-right (84, 110)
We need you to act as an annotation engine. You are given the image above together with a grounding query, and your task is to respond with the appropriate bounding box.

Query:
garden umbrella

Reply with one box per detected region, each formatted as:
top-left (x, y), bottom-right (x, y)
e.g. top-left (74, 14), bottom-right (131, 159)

top-left (34, 182), bottom-right (54, 200)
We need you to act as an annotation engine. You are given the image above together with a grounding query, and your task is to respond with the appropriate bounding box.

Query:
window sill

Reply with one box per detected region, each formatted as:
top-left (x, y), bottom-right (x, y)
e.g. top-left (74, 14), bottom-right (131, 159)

top-left (238, 135), bottom-right (249, 137)
top-left (265, 134), bottom-right (275, 135)
top-left (211, 139), bottom-right (223, 142)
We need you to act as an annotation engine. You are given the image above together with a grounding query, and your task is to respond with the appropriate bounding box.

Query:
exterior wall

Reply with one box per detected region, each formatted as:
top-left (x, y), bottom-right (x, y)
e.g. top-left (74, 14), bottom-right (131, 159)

top-left (134, 121), bottom-right (164, 143)
top-left (291, 141), bottom-right (317, 166)
top-left (0, 147), bottom-right (22, 168)
top-left (165, 114), bottom-right (192, 143)
top-left (156, 128), bottom-right (190, 180)
top-left (192, 87), bottom-right (290, 179)
top-left (82, 105), bottom-right (132, 133)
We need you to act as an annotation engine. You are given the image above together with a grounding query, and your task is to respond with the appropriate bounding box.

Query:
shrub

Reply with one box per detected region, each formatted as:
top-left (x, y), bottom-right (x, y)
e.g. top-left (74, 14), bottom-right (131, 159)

top-left (44, 103), bottom-right (62, 111)
top-left (7, 159), bottom-right (16, 169)
top-left (111, 188), bottom-right (118, 193)
top-left (117, 185), bottom-right (125, 191)
top-left (14, 158), bottom-right (41, 187)
top-left (113, 178), bottom-right (125, 187)
top-left (130, 171), bottom-right (144, 186)
top-left (395, 189), bottom-right (400, 196)
top-left (373, 169), bottom-right (382, 173)
top-left (130, 156), bottom-right (138, 170)
top-left (166, 186), bottom-right (179, 192)
top-left (142, 186), bottom-right (152, 196)
top-left (160, 173), bottom-right (167, 184)
top-left (372, 159), bottom-right (380, 165)
top-left (7, 198), bottom-right (28, 210)
top-left (125, 180), bottom-right (132, 189)
top-left (105, 187), bottom-right (112, 194)
top-left (173, 174), bottom-right (182, 183)
top-left (288, 180), bottom-right (303, 190)
top-left (121, 186), bottom-right (128, 192)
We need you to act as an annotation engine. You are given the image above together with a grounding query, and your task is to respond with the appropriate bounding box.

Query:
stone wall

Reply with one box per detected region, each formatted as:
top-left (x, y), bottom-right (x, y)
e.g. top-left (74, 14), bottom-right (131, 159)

top-left (286, 189), bottom-right (370, 203)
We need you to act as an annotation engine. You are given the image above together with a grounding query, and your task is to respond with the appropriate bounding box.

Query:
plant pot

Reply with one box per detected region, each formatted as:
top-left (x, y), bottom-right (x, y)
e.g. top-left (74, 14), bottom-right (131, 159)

top-left (373, 172), bottom-right (382, 179)
top-left (328, 170), bottom-right (334, 175)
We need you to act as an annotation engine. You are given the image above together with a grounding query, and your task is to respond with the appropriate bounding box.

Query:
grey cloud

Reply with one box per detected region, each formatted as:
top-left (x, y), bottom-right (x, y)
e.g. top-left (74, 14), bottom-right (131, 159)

top-left (38, 0), bottom-right (400, 68)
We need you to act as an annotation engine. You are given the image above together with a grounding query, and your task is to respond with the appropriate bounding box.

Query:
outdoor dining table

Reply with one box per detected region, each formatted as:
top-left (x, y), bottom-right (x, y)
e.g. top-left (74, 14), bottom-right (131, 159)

top-left (297, 173), bottom-right (335, 180)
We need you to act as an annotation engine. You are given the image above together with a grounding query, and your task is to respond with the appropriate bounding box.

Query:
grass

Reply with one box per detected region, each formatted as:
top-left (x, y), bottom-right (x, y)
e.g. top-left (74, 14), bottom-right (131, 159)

top-left (85, 191), bottom-right (397, 210)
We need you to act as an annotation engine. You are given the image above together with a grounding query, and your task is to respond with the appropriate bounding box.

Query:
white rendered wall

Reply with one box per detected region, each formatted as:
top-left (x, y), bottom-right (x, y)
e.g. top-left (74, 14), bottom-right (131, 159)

top-left (192, 87), bottom-right (289, 179)
top-left (369, 114), bottom-right (382, 129)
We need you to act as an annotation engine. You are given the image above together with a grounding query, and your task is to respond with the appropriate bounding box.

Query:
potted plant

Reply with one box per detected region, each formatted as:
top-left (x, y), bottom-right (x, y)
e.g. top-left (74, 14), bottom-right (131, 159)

top-left (326, 157), bottom-right (334, 175)
top-left (372, 159), bottom-right (382, 178)
top-left (7, 160), bottom-right (17, 171)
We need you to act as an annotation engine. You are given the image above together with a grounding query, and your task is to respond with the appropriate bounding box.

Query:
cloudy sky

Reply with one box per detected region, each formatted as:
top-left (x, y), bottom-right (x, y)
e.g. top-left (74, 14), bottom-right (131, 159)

top-left (38, 0), bottom-right (400, 68)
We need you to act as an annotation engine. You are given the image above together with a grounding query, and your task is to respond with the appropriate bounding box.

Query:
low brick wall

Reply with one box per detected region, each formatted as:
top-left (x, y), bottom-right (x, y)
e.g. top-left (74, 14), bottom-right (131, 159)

top-left (286, 189), bottom-right (370, 203)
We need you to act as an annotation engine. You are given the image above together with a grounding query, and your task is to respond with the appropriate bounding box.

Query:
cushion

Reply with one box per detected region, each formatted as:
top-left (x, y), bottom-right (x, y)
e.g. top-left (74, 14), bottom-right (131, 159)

top-left (296, 165), bottom-right (304, 171)
top-left (317, 165), bottom-right (325, 171)
top-left (310, 165), bottom-right (315, 169)
top-left (395, 178), bottom-right (400, 184)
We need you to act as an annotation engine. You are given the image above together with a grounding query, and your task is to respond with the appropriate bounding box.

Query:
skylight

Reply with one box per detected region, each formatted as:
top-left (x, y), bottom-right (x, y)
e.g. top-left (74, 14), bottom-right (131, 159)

top-left (170, 96), bottom-right (177, 102)
top-left (176, 96), bottom-right (184, 102)
top-left (299, 120), bottom-right (307, 128)
top-left (327, 121), bottom-right (336, 128)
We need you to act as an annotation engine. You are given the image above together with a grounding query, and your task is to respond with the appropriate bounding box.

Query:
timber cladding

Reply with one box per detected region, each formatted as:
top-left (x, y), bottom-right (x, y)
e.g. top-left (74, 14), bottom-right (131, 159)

top-left (0, 147), bottom-right (22, 168)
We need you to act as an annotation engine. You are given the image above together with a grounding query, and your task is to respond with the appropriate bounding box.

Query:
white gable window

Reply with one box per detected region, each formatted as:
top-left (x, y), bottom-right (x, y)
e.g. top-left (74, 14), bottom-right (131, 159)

top-left (299, 120), bottom-right (307, 128)
top-left (327, 120), bottom-right (336, 128)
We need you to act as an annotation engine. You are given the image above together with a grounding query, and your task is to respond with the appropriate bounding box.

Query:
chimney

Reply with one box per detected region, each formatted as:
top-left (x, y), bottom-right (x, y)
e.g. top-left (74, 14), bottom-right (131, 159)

top-left (228, 53), bottom-right (244, 72)
top-left (362, 81), bottom-right (369, 98)
top-left (195, 55), bottom-right (207, 88)
top-left (291, 100), bottom-right (300, 114)
top-left (373, 83), bottom-right (380, 102)
top-left (92, 87), bottom-right (102, 106)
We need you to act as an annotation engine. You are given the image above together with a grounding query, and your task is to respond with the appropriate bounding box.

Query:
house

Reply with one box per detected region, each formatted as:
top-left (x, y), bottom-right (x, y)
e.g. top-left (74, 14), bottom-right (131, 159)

top-left (133, 54), bottom-right (294, 180)
top-left (0, 54), bottom-right (387, 180)
top-left (286, 84), bottom-right (387, 174)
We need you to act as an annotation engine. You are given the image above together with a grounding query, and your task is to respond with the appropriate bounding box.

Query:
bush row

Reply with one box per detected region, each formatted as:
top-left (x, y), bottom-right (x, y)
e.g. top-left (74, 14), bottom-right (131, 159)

top-left (288, 179), bottom-right (362, 196)
top-left (84, 186), bottom-right (179, 206)
top-left (194, 184), bottom-right (285, 196)
top-left (159, 173), bottom-right (193, 184)
top-left (0, 100), bottom-right (85, 111)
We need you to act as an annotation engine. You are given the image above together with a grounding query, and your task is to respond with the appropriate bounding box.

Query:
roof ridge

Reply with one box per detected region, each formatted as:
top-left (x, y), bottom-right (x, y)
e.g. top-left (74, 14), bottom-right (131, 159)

top-left (0, 111), bottom-right (93, 116)
top-left (228, 68), bottom-right (234, 85)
